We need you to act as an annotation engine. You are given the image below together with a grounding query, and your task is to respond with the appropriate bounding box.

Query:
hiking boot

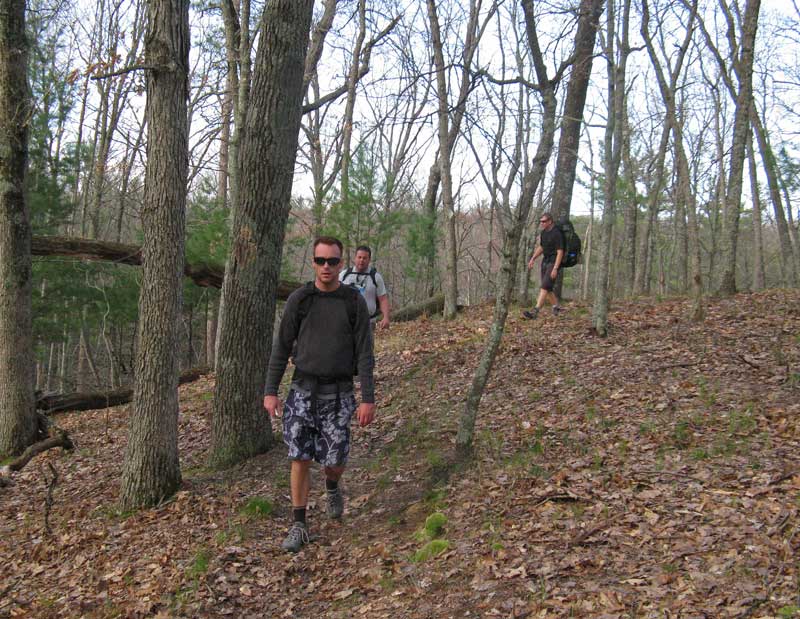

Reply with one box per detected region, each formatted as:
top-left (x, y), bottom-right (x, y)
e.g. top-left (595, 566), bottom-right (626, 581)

top-left (281, 522), bottom-right (309, 553)
top-left (552, 305), bottom-right (564, 316)
top-left (522, 308), bottom-right (539, 320)
top-left (326, 487), bottom-right (344, 519)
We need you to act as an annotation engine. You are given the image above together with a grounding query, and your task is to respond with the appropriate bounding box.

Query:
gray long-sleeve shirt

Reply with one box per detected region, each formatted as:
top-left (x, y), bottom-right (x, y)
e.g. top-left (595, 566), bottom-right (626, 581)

top-left (264, 283), bottom-right (375, 403)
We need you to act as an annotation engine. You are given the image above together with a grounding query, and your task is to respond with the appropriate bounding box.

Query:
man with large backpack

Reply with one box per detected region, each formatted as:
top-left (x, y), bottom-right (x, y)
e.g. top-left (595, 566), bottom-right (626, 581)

top-left (264, 236), bottom-right (376, 553)
top-left (522, 211), bottom-right (565, 319)
top-left (339, 245), bottom-right (391, 331)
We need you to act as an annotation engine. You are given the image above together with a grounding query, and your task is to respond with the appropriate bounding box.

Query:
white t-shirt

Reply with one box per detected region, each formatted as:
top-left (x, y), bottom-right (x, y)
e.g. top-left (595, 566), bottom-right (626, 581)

top-left (339, 267), bottom-right (387, 317)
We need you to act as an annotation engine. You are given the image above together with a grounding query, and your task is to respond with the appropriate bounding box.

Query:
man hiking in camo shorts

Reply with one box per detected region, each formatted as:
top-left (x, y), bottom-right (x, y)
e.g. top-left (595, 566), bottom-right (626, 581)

top-left (522, 211), bottom-right (565, 320)
top-left (263, 236), bottom-right (376, 552)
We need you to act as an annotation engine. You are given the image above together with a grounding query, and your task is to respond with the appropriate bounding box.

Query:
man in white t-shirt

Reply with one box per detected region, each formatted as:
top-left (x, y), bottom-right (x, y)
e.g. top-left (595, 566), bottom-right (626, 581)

top-left (339, 245), bottom-right (390, 330)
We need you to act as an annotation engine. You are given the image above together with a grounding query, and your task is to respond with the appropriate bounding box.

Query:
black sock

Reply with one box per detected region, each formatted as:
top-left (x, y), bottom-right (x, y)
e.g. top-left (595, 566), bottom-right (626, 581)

top-left (326, 479), bottom-right (339, 492)
top-left (292, 507), bottom-right (306, 524)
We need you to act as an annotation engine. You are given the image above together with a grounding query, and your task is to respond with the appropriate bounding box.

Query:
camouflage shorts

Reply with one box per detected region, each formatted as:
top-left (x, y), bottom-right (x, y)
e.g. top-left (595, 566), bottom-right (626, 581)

top-left (282, 388), bottom-right (356, 467)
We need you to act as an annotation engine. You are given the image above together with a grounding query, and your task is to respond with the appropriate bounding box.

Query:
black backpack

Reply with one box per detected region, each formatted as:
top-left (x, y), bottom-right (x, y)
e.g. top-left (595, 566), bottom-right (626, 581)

top-left (293, 282), bottom-right (359, 376)
top-left (341, 266), bottom-right (378, 289)
top-left (556, 220), bottom-right (582, 268)
top-left (295, 281), bottom-right (358, 330)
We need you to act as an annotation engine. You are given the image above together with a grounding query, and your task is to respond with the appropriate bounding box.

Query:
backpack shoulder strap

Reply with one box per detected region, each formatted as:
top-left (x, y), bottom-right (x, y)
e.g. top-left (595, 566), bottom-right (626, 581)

top-left (342, 267), bottom-right (354, 281)
top-left (295, 281), bottom-right (317, 325)
top-left (340, 283), bottom-right (359, 328)
top-left (369, 267), bottom-right (378, 289)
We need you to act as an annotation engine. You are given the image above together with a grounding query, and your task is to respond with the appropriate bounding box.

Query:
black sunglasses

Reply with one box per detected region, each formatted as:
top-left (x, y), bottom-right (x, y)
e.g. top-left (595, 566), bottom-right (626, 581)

top-left (313, 256), bottom-right (341, 266)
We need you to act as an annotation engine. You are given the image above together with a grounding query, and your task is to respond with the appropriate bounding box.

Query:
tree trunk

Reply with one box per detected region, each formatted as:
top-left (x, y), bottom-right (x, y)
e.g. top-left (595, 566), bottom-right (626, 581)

top-left (210, 0), bottom-right (314, 468)
top-left (456, 0), bottom-right (558, 458)
top-left (633, 123), bottom-right (670, 295)
top-left (551, 0), bottom-right (604, 302)
top-left (338, 0), bottom-right (367, 249)
top-left (593, 0), bottom-right (630, 337)
top-left (748, 136), bottom-right (765, 290)
top-left (717, 0), bottom-right (760, 296)
top-left (0, 0), bottom-right (38, 457)
top-left (620, 107), bottom-right (637, 297)
top-left (119, 0), bottom-right (189, 509)
top-left (421, 159), bottom-right (441, 298)
top-left (427, 0), bottom-right (459, 320)
top-left (750, 107), bottom-right (797, 286)
top-left (642, 0), bottom-right (702, 320)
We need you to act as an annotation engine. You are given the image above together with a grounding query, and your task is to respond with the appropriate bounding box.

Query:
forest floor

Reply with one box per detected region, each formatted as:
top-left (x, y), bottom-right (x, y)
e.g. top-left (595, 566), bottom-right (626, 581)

top-left (2, 290), bottom-right (800, 619)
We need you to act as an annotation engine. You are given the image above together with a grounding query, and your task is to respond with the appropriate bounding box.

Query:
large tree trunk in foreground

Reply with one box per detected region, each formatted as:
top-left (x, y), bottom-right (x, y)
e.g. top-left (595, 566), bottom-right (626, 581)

top-left (0, 0), bottom-right (37, 458)
top-left (119, 0), bottom-right (190, 510)
top-left (210, 0), bottom-right (314, 468)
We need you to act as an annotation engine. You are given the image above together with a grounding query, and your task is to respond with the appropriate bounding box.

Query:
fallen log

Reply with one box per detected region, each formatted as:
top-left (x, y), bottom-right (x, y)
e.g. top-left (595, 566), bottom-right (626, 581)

top-left (0, 415), bottom-right (74, 485)
top-left (393, 294), bottom-right (449, 322)
top-left (31, 235), bottom-right (302, 296)
top-left (36, 366), bottom-right (212, 414)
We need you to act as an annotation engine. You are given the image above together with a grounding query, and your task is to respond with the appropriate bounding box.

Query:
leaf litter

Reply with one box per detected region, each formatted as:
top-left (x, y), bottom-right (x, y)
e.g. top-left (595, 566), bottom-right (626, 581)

top-left (1, 290), bottom-right (799, 618)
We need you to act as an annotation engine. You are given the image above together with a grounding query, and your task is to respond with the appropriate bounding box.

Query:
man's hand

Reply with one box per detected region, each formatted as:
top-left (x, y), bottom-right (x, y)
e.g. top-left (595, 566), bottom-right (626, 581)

top-left (264, 395), bottom-right (282, 418)
top-left (356, 402), bottom-right (376, 427)
top-left (527, 256), bottom-right (535, 270)
top-left (551, 265), bottom-right (559, 279)
top-left (378, 316), bottom-right (390, 330)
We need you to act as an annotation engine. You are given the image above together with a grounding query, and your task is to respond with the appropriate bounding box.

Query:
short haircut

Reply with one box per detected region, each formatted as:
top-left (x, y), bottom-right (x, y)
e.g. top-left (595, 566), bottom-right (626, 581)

top-left (540, 212), bottom-right (553, 222)
top-left (355, 245), bottom-right (372, 257)
top-left (313, 236), bottom-right (343, 254)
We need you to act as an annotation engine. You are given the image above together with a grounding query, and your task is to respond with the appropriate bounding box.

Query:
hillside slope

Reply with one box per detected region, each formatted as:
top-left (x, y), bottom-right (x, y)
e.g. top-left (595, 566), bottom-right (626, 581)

top-left (2, 290), bottom-right (799, 618)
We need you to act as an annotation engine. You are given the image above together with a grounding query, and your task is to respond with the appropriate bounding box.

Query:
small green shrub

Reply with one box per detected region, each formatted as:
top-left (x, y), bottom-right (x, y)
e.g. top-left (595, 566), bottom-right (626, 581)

top-left (415, 511), bottom-right (447, 541)
top-left (186, 548), bottom-right (211, 580)
top-left (411, 539), bottom-right (450, 562)
top-left (240, 497), bottom-right (274, 519)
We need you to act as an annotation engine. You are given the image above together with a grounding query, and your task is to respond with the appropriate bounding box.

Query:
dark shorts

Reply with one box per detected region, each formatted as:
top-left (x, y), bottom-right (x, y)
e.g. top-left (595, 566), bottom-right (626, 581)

top-left (540, 259), bottom-right (558, 292)
top-left (282, 388), bottom-right (356, 467)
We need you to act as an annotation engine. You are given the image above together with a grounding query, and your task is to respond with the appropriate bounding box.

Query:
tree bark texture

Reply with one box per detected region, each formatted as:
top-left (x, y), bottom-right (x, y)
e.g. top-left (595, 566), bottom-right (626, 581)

top-left (210, 0), bottom-right (314, 468)
top-left (119, 0), bottom-right (189, 509)
top-left (551, 0), bottom-right (604, 302)
top-left (426, 0), bottom-right (459, 320)
top-left (750, 107), bottom-right (797, 286)
top-left (717, 0), bottom-right (760, 296)
top-left (593, 0), bottom-right (630, 337)
top-left (0, 0), bottom-right (37, 458)
top-left (550, 0), bottom-right (604, 225)
top-left (747, 136), bottom-right (765, 290)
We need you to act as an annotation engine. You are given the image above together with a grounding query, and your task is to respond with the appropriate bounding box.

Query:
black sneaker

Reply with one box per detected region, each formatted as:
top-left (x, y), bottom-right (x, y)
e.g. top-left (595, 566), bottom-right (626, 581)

top-left (281, 522), bottom-right (309, 553)
top-left (326, 488), bottom-right (344, 519)
top-left (552, 305), bottom-right (564, 316)
top-left (522, 309), bottom-right (539, 320)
